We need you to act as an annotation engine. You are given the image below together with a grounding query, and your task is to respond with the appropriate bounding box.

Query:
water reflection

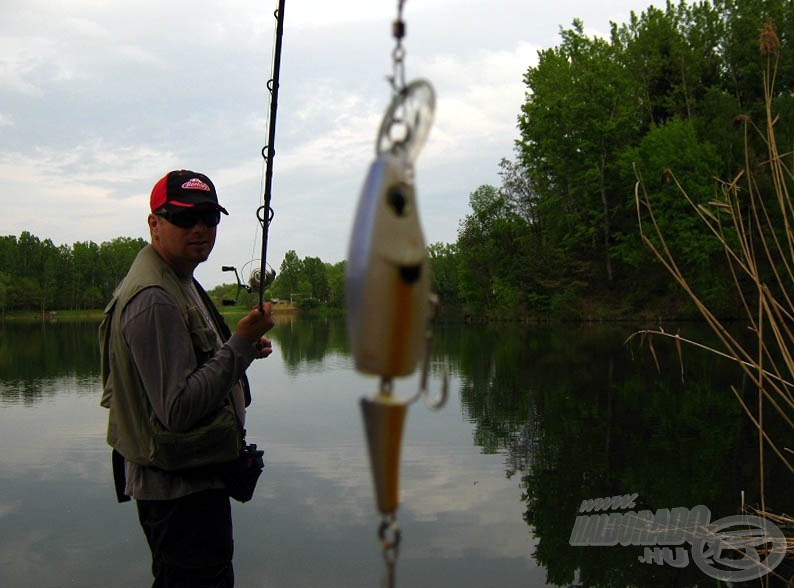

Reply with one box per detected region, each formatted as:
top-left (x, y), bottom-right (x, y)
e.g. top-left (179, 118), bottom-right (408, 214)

top-left (274, 315), bottom-right (350, 375)
top-left (268, 318), bottom-right (792, 585)
top-left (452, 322), bottom-right (791, 586)
top-left (0, 321), bottom-right (99, 404)
top-left (0, 319), bottom-right (790, 587)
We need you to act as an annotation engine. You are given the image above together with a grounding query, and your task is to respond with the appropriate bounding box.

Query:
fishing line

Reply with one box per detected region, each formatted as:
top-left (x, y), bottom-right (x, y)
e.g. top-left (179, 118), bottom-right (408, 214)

top-left (252, 4), bottom-right (279, 270)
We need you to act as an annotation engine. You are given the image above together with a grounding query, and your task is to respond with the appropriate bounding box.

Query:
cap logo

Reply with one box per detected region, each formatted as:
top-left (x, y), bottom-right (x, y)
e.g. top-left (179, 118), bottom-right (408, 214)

top-left (181, 178), bottom-right (211, 192)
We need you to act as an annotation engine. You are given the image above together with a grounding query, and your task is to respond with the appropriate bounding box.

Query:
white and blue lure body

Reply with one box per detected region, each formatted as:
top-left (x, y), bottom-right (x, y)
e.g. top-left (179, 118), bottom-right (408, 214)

top-left (346, 152), bottom-right (429, 377)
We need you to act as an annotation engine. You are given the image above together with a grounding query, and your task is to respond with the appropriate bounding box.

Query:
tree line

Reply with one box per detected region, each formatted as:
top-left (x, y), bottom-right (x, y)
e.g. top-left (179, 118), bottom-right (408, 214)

top-left (3, 0), bottom-right (792, 320)
top-left (0, 232), bottom-right (147, 315)
top-left (443, 0), bottom-right (793, 319)
top-left (0, 231), bottom-right (348, 315)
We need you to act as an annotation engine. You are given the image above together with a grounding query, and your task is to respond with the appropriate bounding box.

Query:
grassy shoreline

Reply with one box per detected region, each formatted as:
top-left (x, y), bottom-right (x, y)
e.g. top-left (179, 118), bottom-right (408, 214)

top-left (2, 303), bottom-right (300, 324)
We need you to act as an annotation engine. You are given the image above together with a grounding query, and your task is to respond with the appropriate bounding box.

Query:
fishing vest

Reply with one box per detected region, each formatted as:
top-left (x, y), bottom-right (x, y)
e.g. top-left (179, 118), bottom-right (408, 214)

top-left (99, 244), bottom-right (244, 470)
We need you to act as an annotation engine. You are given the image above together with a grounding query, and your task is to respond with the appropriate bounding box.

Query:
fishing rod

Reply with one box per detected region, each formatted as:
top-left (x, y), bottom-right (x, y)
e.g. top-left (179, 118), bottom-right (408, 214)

top-left (255, 0), bottom-right (286, 308)
top-left (222, 0), bottom-right (285, 307)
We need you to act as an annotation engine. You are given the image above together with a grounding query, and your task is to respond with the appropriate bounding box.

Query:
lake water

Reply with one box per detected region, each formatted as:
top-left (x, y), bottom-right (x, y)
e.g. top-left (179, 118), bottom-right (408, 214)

top-left (0, 317), bottom-right (790, 587)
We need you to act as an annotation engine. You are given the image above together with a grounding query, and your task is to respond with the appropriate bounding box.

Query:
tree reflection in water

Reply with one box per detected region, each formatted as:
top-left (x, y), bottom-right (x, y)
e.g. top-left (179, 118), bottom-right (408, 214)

top-left (1, 318), bottom-right (790, 586)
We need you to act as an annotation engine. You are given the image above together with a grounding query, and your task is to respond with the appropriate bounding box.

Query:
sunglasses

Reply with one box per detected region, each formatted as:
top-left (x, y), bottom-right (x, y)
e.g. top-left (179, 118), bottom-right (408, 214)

top-left (156, 208), bottom-right (221, 229)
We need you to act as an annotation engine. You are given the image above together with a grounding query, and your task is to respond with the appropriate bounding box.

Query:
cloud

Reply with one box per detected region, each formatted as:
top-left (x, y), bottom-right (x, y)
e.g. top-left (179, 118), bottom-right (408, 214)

top-left (0, 36), bottom-right (56, 96)
top-left (279, 81), bottom-right (380, 175)
top-left (0, 0), bottom-right (663, 286)
top-left (0, 142), bottom-right (170, 243)
top-left (418, 42), bottom-right (539, 165)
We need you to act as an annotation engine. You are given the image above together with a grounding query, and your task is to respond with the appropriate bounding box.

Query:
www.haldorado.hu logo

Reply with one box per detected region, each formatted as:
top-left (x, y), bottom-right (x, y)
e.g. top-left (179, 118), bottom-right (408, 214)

top-left (569, 494), bottom-right (787, 582)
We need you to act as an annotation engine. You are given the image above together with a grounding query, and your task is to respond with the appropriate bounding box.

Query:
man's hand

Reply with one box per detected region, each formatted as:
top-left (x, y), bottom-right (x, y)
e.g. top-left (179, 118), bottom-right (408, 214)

top-left (236, 303), bottom-right (275, 346)
top-left (255, 336), bottom-right (273, 358)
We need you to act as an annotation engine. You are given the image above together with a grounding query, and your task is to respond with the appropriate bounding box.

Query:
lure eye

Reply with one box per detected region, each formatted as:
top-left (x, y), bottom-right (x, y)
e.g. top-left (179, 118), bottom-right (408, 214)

top-left (399, 264), bottom-right (422, 284)
top-left (387, 186), bottom-right (409, 216)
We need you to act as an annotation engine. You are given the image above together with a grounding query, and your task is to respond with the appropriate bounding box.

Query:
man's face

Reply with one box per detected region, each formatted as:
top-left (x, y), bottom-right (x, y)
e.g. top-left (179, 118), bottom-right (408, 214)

top-left (148, 207), bottom-right (218, 276)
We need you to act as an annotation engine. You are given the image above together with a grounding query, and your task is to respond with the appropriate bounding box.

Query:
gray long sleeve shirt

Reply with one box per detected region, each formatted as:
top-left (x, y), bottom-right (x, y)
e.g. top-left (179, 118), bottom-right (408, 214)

top-left (120, 283), bottom-right (258, 500)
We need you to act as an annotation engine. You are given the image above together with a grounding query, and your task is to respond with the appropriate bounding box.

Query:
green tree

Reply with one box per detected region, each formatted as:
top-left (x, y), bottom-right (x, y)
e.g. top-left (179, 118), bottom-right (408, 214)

top-left (457, 185), bottom-right (501, 313)
top-left (518, 20), bottom-right (639, 287)
top-left (716, 0), bottom-right (794, 110)
top-left (619, 118), bottom-right (727, 310)
top-left (0, 235), bottom-right (19, 278)
top-left (0, 271), bottom-right (10, 316)
top-left (427, 242), bottom-right (461, 310)
top-left (324, 260), bottom-right (345, 309)
top-left (498, 157), bottom-right (541, 236)
top-left (71, 241), bottom-right (100, 309)
top-left (612, 3), bottom-right (723, 127)
top-left (39, 240), bottom-right (60, 312)
top-left (507, 1), bottom-right (792, 318)
top-left (457, 185), bottom-right (532, 315)
top-left (302, 256), bottom-right (329, 302)
top-left (97, 237), bottom-right (147, 301)
top-left (16, 231), bottom-right (41, 277)
top-left (272, 250), bottom-right (303, 302)
top-left (0, 236), bottom-right (21, 309)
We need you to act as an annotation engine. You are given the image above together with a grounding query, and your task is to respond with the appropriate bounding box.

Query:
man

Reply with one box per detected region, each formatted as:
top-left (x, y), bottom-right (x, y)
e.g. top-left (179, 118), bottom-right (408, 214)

top-left (100, 169), bottom-right (275, 587)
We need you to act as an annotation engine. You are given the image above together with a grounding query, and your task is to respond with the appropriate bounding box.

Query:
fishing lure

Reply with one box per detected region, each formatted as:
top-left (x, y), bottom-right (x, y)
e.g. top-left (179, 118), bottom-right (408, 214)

top-left (346, 150), bottom-right (429, 376)
top-left (345, 4), bottom-right (447, 585)
top-left (347, 64), bottom-right (437, 373)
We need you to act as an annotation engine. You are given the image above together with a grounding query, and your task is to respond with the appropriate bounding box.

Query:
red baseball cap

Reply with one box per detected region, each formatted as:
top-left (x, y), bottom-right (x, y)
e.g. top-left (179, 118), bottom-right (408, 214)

top-left (150, 170), bottom-right (229, 214)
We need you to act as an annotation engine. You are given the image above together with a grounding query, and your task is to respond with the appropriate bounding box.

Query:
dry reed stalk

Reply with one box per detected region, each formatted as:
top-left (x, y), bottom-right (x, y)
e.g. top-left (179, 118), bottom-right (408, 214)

top-left (627, 19), bottom-right (792, 581)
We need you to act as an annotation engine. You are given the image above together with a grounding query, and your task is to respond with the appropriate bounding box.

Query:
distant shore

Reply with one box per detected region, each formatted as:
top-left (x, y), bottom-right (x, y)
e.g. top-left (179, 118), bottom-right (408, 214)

top-left (1, 301), bottom-right (299, 324)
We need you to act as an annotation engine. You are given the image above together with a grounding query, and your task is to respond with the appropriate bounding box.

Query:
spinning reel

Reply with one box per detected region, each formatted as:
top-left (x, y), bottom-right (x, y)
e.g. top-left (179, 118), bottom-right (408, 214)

top-left (221, 262), bottom-right (276, 306)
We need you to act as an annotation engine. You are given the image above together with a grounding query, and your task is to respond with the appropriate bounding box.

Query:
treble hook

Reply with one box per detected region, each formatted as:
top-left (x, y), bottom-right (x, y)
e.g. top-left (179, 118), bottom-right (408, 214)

top-left (411, 356), bottom-right (449, 410)
top-left (407, 293), bottom-right (449, 410)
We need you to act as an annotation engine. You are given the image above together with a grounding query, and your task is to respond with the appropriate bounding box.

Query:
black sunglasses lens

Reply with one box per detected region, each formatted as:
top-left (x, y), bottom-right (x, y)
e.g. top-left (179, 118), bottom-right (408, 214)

top-left (162, 210), bottom-right (220, 228)
top-left (207, 210), bottom-right (221, 226)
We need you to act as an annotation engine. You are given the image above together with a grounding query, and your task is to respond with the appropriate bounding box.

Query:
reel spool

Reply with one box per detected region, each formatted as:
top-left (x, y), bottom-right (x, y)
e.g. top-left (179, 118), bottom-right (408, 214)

top-left (249, 265), bottom-right (277, 291)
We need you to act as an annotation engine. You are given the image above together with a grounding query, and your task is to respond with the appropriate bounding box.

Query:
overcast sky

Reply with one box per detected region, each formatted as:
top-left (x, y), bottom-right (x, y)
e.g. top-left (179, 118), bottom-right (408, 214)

top-left (1, 0), bottom-right (659, 288)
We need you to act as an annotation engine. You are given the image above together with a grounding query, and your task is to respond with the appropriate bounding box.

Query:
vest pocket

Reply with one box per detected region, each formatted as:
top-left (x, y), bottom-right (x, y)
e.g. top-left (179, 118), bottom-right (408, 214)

top-left (149, 405), bottom-right (241, 470)
top-left (185, 306), bottom-right (217, 361)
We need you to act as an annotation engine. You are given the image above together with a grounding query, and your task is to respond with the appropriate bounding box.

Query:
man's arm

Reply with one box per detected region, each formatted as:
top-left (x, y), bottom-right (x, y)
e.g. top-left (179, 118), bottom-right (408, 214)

top-left (121, 287), bottom-right (257, 432)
